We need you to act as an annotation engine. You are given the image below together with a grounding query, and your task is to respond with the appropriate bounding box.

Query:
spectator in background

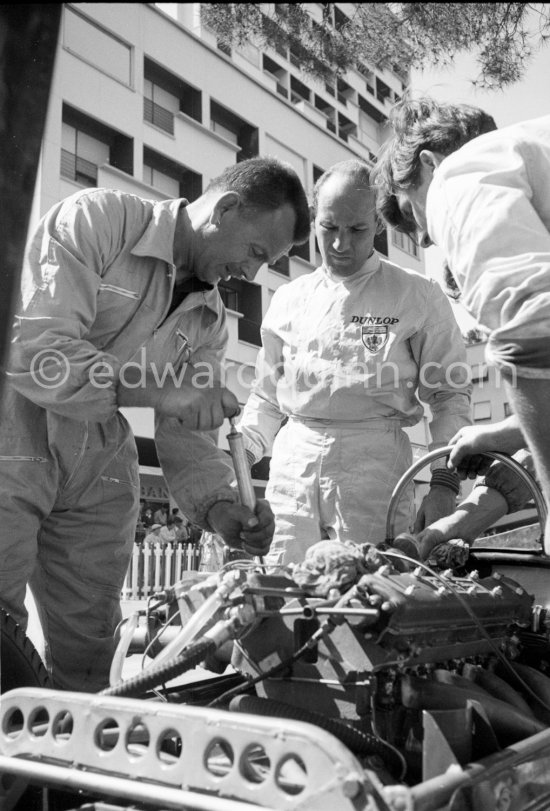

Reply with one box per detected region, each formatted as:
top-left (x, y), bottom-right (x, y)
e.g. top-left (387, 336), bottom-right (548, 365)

top-left (141, 506), bottom-right (154, 528)
top-left (159, 519), bottom-right (177, 545)
top-left (173, 516), bottom-right (189, 544)
top-left (143, 524), bottom-right (162, 545)
top-left (153, 504), bottom-right (169, 526)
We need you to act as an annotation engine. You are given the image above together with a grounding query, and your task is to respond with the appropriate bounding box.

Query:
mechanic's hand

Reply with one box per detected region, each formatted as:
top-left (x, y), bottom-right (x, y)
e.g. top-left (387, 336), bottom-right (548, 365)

top-left (415, 525), bottom-right (450, 561)
top-left (413, 485), bottom-right (457, 533)
top-left (447, 421), bottom-right (524, 480)
top-left (206, 498), bottom-right (274, 557)
top-left (156, 381), bottom-right (240, 431)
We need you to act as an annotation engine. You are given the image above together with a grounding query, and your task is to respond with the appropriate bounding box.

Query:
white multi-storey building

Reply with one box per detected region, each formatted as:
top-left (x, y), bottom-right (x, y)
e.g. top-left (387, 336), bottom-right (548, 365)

top-left (32, 3), bottom-right (432, 513)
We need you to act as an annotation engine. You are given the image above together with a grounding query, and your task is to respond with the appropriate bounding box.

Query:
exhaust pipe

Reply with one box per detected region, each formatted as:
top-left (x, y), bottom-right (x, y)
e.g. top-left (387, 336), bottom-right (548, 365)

top-left (401, 673), bottom-right (545, 745)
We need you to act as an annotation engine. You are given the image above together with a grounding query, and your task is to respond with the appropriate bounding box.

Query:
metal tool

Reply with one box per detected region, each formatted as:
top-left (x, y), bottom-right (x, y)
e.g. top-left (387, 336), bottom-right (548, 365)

top-left (227, 416), bottom-right (256, 510)
top-left (227, 417), bottom-right (264, 565)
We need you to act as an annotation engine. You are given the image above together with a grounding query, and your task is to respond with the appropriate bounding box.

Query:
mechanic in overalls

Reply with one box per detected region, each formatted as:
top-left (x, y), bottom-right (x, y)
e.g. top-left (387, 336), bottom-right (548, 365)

top-left (0, 157), bottom-right (311, 690)
top-left (372, 96), bottom-right (550, 554)
top-left (238, 159), bottom-right (472, 566)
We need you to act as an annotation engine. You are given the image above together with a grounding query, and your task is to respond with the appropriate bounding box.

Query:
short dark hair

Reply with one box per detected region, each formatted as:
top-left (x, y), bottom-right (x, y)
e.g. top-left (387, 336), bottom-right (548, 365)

top-left (206, 156), bottom-right (311, 244)
top-left (371, 96), bottom-right (497, 236)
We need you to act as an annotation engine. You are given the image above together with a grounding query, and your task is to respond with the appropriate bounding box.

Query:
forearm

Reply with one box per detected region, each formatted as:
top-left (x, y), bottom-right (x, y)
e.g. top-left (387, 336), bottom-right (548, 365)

top-left (441, 487), bottom-right (508, 542)
top-left (418, 486), bottom-right (509, 560)
top-left (238, 390), bottom-right (285, 463)
top-left (155, 416), bottom-right (238, 527)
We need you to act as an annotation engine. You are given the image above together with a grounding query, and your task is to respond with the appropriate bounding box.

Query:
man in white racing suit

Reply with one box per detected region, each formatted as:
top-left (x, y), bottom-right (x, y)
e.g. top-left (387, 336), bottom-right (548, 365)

top-left (238, 160), bottom-right (472, 565)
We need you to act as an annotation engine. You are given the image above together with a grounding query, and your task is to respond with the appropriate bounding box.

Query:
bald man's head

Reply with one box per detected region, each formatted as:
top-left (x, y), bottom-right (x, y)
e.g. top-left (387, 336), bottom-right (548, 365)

top-left (313, 161), bottom-right (378, 278)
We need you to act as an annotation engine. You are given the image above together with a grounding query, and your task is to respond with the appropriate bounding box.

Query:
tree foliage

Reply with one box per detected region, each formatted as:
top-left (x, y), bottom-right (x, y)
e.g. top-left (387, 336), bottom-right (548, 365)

top-left (200, 3), bottom-right (550, 89)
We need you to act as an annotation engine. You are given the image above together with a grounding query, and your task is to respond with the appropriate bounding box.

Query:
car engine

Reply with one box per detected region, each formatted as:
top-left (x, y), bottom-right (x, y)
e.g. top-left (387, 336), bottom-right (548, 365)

top-left (3, 540), bottom-right (550, 811)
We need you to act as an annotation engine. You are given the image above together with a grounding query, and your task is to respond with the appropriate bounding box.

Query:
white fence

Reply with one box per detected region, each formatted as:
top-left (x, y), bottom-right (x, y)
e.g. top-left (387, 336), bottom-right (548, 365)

top-left (122, 542), bottom-right (201, 601)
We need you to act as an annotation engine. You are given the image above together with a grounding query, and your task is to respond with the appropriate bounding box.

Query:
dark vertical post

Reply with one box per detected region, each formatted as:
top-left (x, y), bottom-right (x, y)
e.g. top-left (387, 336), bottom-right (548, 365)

top-left (0, 5), bottom-right (62, 400)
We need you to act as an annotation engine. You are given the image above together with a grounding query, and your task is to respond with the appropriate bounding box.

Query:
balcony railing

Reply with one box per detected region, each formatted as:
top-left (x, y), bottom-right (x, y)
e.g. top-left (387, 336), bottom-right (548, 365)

top-left (144, 97), bottom-right (175, 135)
top-left (60, 149), bottom-right (98, 186)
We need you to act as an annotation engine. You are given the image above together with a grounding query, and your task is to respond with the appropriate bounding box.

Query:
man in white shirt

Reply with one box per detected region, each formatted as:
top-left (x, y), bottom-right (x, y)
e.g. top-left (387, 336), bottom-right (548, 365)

top-left (239, 160), bottom-right (471, 565)
top-left (372, 97), bottom-right (550, 552)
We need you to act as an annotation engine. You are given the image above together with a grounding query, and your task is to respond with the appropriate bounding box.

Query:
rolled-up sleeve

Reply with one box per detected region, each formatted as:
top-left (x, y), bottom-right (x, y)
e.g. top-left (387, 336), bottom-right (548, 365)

top-left (428, 136), bottom-right (550, 379)
top-left (154, 323), bottom-right (239, 527)
top-left (7, 193), bottom-right (127, 420)
top-left (155, 418), bottom-right (238, 527)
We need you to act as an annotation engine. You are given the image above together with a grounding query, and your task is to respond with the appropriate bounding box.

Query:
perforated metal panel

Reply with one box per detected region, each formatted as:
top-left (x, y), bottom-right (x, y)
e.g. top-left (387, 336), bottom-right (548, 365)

top-left (0, 688), bottom-right (383, 811)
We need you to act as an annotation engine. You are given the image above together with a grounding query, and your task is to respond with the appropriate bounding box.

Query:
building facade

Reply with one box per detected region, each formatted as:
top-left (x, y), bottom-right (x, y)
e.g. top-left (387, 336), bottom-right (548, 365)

top-left (32, 2), bottom-right (432, 513)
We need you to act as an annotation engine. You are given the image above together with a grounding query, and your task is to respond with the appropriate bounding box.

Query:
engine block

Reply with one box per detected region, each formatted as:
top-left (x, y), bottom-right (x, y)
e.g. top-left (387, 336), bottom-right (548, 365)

top-left (233, 567), bottom-right (534, 720)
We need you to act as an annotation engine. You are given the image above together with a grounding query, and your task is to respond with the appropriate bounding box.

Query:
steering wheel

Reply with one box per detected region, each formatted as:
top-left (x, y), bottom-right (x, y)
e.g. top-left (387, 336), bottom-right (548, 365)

top-left (384, 446), bottom-right (547, 551)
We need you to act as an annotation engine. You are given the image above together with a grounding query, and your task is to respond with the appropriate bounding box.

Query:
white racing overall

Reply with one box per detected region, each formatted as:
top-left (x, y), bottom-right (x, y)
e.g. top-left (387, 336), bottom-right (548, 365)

top-left (239, 252), bottom-right (472, 565)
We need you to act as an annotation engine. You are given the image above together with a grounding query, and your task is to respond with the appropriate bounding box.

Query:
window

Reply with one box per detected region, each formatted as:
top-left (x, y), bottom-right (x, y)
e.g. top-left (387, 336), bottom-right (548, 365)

top-left (357, 63), bottom-right (375, 96)
top-left (473, 401), bottom-right (492, 421)
top-left (336, 77), bottom-right (354, 106)
top-left (358, 94), bottom-right (388, 125)
top-left (338, 112), bottom-right (356, 143)
top-left (61, 104), bottom-right (133, 185)
top-left (143, 147), bottom-right (202, 201)
top-left (374, 228), bottom-right (388, 258)
top-left (290, 75), bottom-right (311, 105)
top-left (61, 126), bottom-right (104, 186)
top-left (218, 283), bottom-right (238, 312)
top-left (210, 101), bottom-right (258, 161)
top-left (376, 78), bottom-right (392, 105)
top-left (470, 362), bottom-right (489, 383)
top-left (144, 58), bottom-right (201, 126)
top-left (504, 402), bottom-right (513, 417)
top-left (144, 81), bottom-right (176, 135)
top-left (268, 256), bottom-right (290, 276)
top-left (263, 54), bottom-right (288, 98)
top-left (314, 95), bottom-right (336, 132)
top-left (63, 6), bottom-right (132, 86)
top-left (290, 240), bottom-right (310, 263)
top-left (392, 229), bottom-right (419, 258)
top-left (219, 279), bottom-right (262, 345)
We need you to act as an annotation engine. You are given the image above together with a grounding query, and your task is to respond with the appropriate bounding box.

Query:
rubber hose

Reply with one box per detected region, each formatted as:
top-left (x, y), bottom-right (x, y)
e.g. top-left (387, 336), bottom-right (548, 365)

top-left (101, 637), bottom-right (216, 698)
top-left (229, 694), bottom-right (404, 778)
